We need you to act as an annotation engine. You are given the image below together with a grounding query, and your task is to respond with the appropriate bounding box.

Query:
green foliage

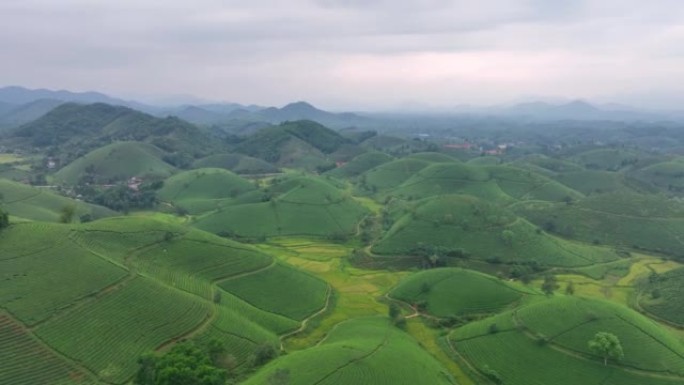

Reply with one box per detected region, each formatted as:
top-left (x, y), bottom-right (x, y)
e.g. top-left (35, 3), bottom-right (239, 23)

top-left (541, 275), bottom-right (559, 296)
top-left (588, 332), bottom-right (624, 365)
top-left (58, 203), bottom-right (76, 223)
top-left (135, 342), bottom-right (226, 385)
top-left (0, 207), bottom-right (8, 229)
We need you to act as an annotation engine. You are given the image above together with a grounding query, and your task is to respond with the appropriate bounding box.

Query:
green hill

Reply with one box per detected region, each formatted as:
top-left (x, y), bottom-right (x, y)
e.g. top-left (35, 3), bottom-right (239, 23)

top-left (157, 168), bottom-right (256, 214)
top-left (372, 194), bottom-right (618, 267)
top-left (511, 154), bottom-right (584, 176)
top-left (54, 141), bottom-right (175, 184)
top-left (243, 317), bottom-right (455, 385)
top-left (0, 178), bottom-right (116, 221)
top-left (553, 170), bottom-right (637, 195)
top-left (390, 268), bottom-right (526, 317)
top-left (191, 153), bottom-right (278, 174)
top-left (12, 102), bottom-right (221, 159)
top-left (362, 158), bottom-right (433, 191)
top-left (571, 148), bottom-right (640, 171)
top-left (639, 267), bottom-right (684, 326)
top-left (234, 120), bottom-right (349, 170)
top-left (371, 162), bottom-right (583, 203)
top-left (0, 217), bottom-right (327, 383)
top-left (631, 159), bottom-right (684, 193)
top-left (450, 296), bottom-right (684, 385)
top-left (194, 175), bottom-right (368, 239)
top-left (326, 151), bottom-right (394, 179)
top-left (514, 191), bottom-right (684, 258)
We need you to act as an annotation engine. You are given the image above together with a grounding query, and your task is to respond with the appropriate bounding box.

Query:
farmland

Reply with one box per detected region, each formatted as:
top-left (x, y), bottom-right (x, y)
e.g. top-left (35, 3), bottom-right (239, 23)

top-left (5, 101), bottom-right (684, 385)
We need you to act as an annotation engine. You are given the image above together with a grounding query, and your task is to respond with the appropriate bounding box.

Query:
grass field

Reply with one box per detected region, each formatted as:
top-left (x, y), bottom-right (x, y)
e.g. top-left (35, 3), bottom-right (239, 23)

top-left (243, 317), bottom-right (456, 385)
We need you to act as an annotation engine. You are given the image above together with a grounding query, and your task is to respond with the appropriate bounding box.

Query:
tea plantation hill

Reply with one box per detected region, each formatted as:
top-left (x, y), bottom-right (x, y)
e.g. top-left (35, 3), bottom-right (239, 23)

top-left (156, 168), bottom-right (257, 214)
top-left (639, 267), bottom-right (684, 326)
top-left (233, 120), bottom-right (351, 170)
top-left (372, 194), bottom-right (619, 267)
top-left (449, 296), bottom-right (684, 385)
top-left (389, 268), bottom-right (530, 318)
top-left (630, 158), bottom-right (684, 193)
top-left (570, 148), bottom-right (641, 171)
top-left (9, 102), bottom-right (223, 161)
top-left (191, 153), bottom-right (279, 174)
top-left (54, 141), bottom-right (176, 185)
top-left (0, 216), bottom-right (328, 384)
top-left (514, 191), bottom-right (684, 258)
top-left (0, 177), bottom-right (115, 221)
top-left (194, 174), bottom-right (368, 239)
top-left (372, 161), bottom-right (583, 203)
top-left (325, 151), bottom-right (394, 179)
top-left (243, 317), bottom-right (456, 385)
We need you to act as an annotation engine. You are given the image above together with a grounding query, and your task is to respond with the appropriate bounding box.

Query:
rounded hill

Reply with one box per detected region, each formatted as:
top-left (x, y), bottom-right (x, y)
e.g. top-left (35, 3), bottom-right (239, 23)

top-left (450, 296), bottom-right (684, 385)
top-left (390, 268), bottom-right (525, 317)
top-left (372, 194), bottom-right (618, 267)
top-left (54, 141), bottom-right (175, 184)
top-left (243, 317), bottom-right (455, 385)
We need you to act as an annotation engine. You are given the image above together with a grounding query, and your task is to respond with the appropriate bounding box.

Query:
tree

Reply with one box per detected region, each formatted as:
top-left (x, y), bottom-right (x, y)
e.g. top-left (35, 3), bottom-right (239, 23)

top-left (0, 208), bottom-right (8, 229)
top-left (268, 368), bottom-right (291, 385)
top-left (541, 274), bottom-right (559, 296)
top-left (59, 204), bottom-right (76, 223)
top-left (588, 332), bottom-right (624, 366)
top-left (501, 230), bottom-right (515, 246)
top-left (565, 281), bottom-right (575, 295)
top-left (135, 342), bottom-right (226, 385)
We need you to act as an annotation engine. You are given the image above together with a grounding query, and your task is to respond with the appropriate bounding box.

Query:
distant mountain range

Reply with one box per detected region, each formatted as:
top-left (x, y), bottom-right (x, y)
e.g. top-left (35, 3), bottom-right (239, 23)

top-left (0, 86), bottom-right (683, 132)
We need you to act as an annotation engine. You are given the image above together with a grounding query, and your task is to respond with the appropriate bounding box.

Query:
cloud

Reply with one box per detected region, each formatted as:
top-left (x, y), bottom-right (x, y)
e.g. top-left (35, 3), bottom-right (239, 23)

top-left (1, 0), bottom-right (683, 109)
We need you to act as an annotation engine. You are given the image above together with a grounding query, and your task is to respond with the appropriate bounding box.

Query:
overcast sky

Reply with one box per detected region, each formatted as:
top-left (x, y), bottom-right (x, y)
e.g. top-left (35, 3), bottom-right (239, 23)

top-left (2, 0), bottom-right (684, 110)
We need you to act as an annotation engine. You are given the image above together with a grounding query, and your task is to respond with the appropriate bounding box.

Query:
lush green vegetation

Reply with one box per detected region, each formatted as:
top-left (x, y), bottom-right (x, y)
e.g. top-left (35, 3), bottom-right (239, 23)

top-left (243, 317), bottom-right (456, 385)
top-left (450, 296), bottom-right (684, 385)
top-left (157, 168), bottom-right (256, 214)
top-left (639, 267), bottom-right (684, 326)
top-left (55, 141), bottom-right (175, 184)
top-left (195, 175), bottom-right (368, 239)
top-left (390, 268), bottom-right (526, 317)
top-left (6, 102), bottom-right (684, 385)
top-left (192, 153), bottom-right (278, 174)
top-left (218, 263), bottom-right (328, 321)
top-left (0, 178), bottom-right (115, 221)
top-left (373, 194), bottom-right (618, 267)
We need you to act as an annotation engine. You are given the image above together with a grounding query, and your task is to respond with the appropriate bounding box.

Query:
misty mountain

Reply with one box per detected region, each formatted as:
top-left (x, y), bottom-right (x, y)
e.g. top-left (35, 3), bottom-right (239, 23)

top-left (0, 99), bottom-right (66, 129)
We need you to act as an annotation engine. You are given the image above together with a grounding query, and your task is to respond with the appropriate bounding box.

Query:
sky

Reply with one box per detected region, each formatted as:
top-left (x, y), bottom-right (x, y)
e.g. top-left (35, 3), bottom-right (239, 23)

top-left (2, 0), bottom-right (684, 110)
